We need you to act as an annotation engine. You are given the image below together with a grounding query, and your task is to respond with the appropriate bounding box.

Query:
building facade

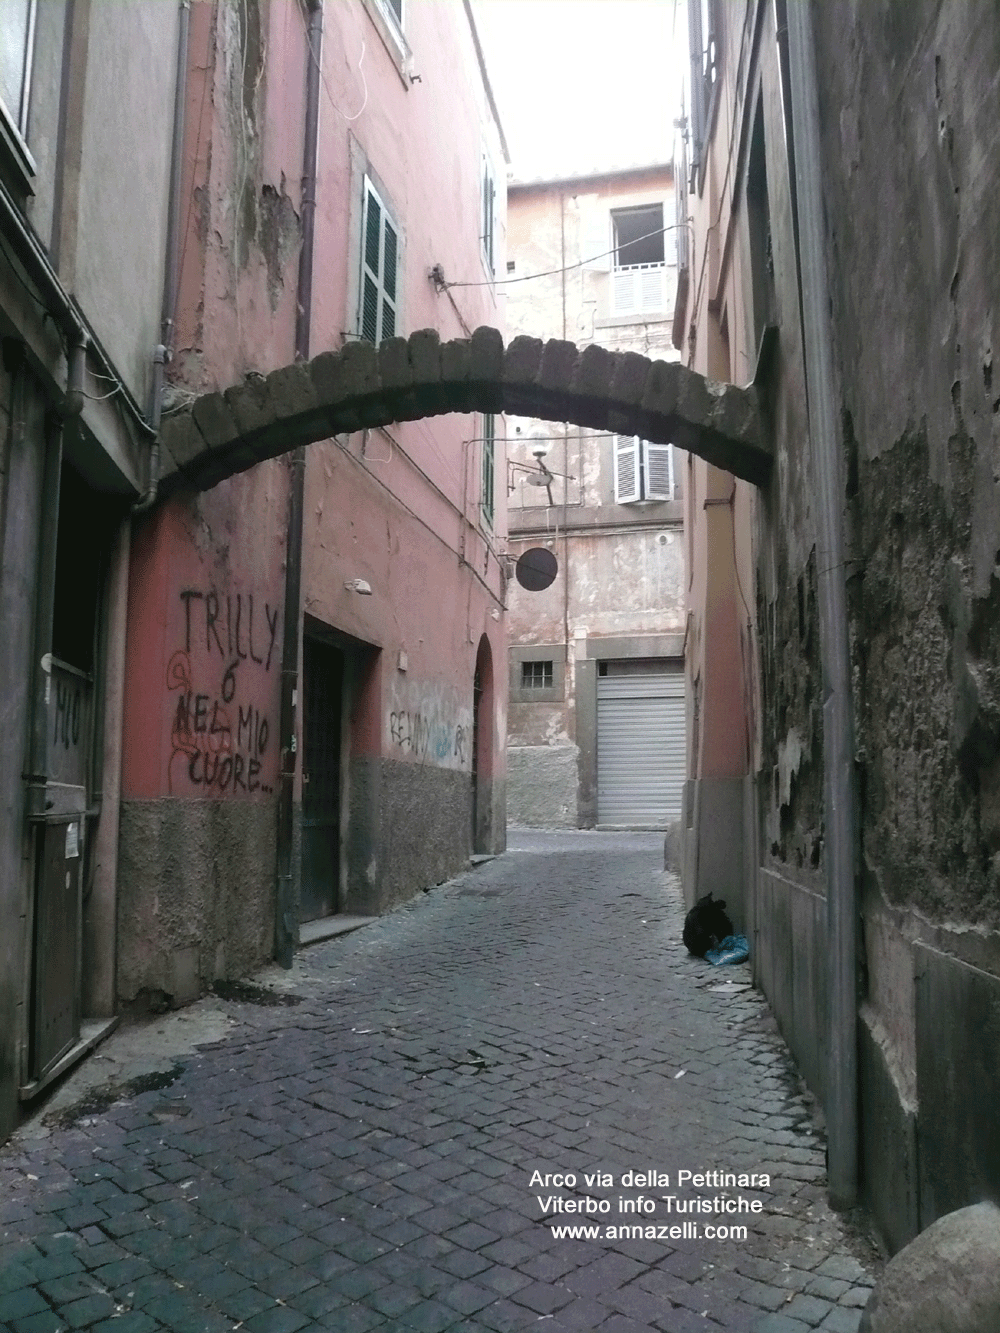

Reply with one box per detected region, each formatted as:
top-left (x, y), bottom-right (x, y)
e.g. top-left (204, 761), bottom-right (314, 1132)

top-left (679, 0), bottom-right (1000, 1250)
top-left (0, 0), bottom-right (506, 1140)
top-left (505, 166), bottom-right (686, 829)
top-left (1, 0), bottom-right (184, 1137)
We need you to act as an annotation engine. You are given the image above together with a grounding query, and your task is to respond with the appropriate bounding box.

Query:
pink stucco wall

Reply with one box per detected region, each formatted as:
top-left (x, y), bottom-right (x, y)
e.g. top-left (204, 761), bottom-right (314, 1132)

top-left (120, 0), bottom-right (508, 937)
top-left (122, 467), bottom-right (288, 802)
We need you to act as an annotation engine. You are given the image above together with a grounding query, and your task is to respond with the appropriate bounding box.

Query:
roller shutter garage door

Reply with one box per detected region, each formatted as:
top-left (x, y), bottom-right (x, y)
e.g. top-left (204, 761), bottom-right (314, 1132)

top-left (597, 666), bottom-right (685, 826)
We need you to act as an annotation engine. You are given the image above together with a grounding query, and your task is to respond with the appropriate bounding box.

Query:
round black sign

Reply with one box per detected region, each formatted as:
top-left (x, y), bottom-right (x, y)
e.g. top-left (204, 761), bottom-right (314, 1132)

top-left (515, 547), bottom-right (558, 592)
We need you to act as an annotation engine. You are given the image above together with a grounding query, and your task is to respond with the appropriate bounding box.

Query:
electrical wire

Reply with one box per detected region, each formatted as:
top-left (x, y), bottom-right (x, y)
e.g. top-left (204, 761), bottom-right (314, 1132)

top-left (302, 8), bottom-right (368, 124)
top-left (441, 221), bottom-right (693, 290)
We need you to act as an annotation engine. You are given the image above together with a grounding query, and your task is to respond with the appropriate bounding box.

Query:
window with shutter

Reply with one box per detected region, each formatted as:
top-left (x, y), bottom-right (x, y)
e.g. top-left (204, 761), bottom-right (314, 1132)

top-left (614, 435), bottom-right (641, 503)
top-left (481, 413), bottom-right (495, 528)
top-left (643, 441), bottom-right (674, 500)
top-left (359, 178), bottom-right (398, 346)
top-left (614, 436), bottom-right (675, 503)
top-left (481, 153), bottom-right (496, 277)
top-left (372, 0), bottom-right (403, 36)
top-left (1, 0), bottom-right (35, 135)
top-left (610, 204), bottom-right (666, 314)
top-left (0, 0), bottom-right (37, 185)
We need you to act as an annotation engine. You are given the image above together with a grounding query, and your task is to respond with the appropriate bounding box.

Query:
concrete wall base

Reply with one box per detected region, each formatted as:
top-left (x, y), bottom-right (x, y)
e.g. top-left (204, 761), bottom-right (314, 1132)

top-left (506, 744), bottom-right (579, 828)
top-left (755, 865), bottom-right (828, 1104)
top-left (859, 1005), bottom-right (919, 1253)
top-left (347, 756), bottom-right (474, 914)
top-left (117, 799), bottom-right (277, 1005)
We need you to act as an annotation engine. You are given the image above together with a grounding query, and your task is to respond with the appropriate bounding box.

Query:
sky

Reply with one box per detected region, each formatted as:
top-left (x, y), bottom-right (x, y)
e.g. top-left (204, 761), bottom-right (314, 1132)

top-left (472, 0), bottom-right (685, 182)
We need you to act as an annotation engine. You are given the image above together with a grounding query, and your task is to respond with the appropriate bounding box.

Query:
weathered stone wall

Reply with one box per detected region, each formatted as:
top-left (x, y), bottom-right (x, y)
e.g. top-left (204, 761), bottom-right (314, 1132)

top-left (346, 757), bottom-right (473, 915)
top-left (117, 799), bottom-right (277, 1007)
top-left (809, 0), bottom-right (1000, 1245)
top-left (506, 745), bottom-right (579, 828)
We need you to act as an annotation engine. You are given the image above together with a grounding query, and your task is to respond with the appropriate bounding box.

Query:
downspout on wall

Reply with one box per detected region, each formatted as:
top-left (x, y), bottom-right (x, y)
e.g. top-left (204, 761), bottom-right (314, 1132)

top-left (275, 0), bottom-right (322, 967)
top-left (136, 0), bottom-right (191, 510)
top-left (785, 0), bottom-right (859, 1210)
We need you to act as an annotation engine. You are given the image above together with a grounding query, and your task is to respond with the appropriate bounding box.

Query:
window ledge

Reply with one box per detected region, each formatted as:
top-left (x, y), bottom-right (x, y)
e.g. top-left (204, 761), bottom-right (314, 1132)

top-left (0, 106), bottom-right (36, 199)
top-left (510, 687), bottom-right (563, 705)
top-left (360, 0), bottom-right (412, 88)
top-left (594, 312), bottom-right (673, 331)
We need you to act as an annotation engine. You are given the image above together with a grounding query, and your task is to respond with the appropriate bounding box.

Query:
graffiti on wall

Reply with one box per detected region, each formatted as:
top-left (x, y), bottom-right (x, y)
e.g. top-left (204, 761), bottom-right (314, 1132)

top-left (387, 679), bottom-right (472, 771)
top-left (46, 661), bottom-right (93, 788)
top-left (167, 589), bottom-right (279, 796)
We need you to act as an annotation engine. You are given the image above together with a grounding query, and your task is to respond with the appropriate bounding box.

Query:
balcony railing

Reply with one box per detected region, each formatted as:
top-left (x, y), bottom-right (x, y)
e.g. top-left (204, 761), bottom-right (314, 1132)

top-left (611, 262), bottom-right (667, 317)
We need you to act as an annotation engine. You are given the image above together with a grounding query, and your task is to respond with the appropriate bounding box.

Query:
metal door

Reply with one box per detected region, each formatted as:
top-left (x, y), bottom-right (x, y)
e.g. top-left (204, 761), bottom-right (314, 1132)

top-left (597, 667), bottom-right (685, 826)
top-left (31, 817), bottom-right (83, 1078)
top-left (301, 638), bottom-right (343, 921)
top-left (30, 658), bottom-right (92, 1081)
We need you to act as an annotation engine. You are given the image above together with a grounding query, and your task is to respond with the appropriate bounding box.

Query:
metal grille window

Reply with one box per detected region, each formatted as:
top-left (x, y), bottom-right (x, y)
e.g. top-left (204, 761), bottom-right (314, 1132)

top-left (521, 660), bottom-right (553, 690)
top-left (614, 436), bottom-right (674, 503)
top-left (481, 413), bottom-right (495, 528)
top-left (359, 178), bottom-right (398, 346)
top-left (1, 0), bottom-right (36, 138)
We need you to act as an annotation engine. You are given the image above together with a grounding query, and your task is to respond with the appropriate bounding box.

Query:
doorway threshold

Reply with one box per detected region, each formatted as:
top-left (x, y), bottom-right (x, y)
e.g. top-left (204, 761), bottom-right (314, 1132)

top-left (299, 915), bottom-right (378, 947)
top-left (19, 1016), bottom-right (120, 1103)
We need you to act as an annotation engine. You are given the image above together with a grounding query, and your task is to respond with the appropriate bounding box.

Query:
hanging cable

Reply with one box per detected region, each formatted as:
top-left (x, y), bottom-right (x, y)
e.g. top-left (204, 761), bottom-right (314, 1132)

top-left (439, 220), bottom-right (694, 290)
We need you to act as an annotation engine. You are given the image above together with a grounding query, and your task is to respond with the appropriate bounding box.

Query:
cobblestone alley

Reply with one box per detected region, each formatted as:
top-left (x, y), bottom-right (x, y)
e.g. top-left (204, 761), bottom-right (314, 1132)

top-left (0, 832), bottom-right (879, 1333)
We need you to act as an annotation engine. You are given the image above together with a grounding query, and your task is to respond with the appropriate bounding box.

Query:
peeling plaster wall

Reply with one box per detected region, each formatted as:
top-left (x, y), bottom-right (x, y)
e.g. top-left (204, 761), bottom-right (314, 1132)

top-left (171, 0), bottom-right (304, 395)
top-left (811, 0), bottom-right (1000, 1242)
top-left (682, 0), bottom-right (819, 1139)
top-left (120, 466), bottom-right (288, 1005)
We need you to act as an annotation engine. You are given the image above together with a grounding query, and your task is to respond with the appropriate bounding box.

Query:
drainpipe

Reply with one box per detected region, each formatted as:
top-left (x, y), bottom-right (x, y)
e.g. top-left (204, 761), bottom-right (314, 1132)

top-left (559, 191), bottom-right (570, 710)
top-left (275, 0), bottom-right (322, 967)
top-left (785, 1), bottom-right (858, 1209)
top-left (135, 0), bottom-right (191, 512)
top-left (24, 411), bottom-right (64, 823)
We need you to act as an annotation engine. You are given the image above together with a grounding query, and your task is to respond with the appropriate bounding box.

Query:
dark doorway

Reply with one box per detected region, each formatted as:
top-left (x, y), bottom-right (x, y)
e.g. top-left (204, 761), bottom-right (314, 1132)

top-left (301, 637), bottom-right (344, 921)
top-left (471, 634), bottom-right (494, 854)
top-left (472, 664), bottom-right (482, 850)
top-left (30, 458), bottom-right (120, 1083)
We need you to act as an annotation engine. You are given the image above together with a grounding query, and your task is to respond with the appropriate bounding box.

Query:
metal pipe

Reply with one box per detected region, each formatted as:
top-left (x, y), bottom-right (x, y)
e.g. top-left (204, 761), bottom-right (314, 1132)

top-left (295, 0), bottom-right (322, 363)
top-left (136, 0), bottom-right (191, 510)
top-left (25, 408), bottom-right (64, 821)
top-left (785, 0), bottom-right (858, 1209)
top-left (559, 190), bottom-right (570, 697)
top-left (275, 0), bottom-right (323, 967)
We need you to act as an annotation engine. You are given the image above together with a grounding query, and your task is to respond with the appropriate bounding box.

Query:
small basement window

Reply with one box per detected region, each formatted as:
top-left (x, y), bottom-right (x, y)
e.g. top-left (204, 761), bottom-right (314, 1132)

top-left (521, 660), bottom-right (553, 690)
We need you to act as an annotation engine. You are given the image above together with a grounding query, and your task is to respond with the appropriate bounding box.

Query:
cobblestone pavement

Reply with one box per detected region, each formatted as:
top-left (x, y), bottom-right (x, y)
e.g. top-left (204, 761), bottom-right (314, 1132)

top-left (0, 831), bottom-right (880, 1333)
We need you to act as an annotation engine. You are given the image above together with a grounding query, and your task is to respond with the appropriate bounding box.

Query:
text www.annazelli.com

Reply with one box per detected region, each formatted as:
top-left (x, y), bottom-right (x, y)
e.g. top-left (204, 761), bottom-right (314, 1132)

top-left (549, 1223), bottom-right (748, 1242)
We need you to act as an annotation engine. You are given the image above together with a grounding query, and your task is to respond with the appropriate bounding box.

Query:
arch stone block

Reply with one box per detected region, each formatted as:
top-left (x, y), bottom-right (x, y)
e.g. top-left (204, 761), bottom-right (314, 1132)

top-left (155, 325), bottom-right (772, 498)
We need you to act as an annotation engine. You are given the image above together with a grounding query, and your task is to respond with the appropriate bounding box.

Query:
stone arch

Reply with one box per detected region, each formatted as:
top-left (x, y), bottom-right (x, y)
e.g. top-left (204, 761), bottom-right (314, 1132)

top-left (156, 327), bottom-right (772, 498)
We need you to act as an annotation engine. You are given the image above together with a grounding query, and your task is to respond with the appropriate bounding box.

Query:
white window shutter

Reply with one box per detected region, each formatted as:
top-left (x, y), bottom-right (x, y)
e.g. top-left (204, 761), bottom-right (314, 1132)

top-left (614, 435), bottom-right (640, 503)
top-left (581, 209), bottom-right (611, 271)
top-left (643, 441), bottom-right (674, 500)
top-left (382, 216), bottom-right (398, 339)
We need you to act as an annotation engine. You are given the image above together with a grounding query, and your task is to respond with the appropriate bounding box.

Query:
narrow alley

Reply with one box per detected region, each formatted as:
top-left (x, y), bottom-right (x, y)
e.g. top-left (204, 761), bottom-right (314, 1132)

top-left (0, 834), bottom-right (876, 1333)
